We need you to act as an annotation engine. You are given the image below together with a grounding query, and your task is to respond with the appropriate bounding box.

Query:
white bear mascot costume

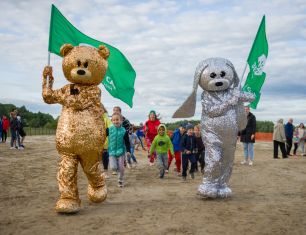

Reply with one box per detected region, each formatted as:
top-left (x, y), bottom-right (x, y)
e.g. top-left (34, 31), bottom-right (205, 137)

top-left (173, 58), bottom-right (255, 198)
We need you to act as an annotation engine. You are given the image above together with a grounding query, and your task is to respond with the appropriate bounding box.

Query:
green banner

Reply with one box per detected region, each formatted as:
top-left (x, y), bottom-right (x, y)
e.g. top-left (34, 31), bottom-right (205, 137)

top-left (48, 4), bottom-right (136, 107)
top-left (242, 15), bottom-right (268, 109)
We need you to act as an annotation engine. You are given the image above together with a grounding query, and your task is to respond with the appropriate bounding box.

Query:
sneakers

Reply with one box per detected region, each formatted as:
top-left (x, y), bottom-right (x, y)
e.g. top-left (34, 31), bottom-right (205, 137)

top-left (18, 146), bottom-right (24, 150)
top-left (112, 171), bottom-right (117, 175)
top-left (177, 172), bottom-right (182, 176)
top-left (165, 170), bottom-right (169, 173)
top-left (248, 161), bottom-right (253, 166)
top-left (10, 147), bottom-right (15, 150)
top-left (182, 176), bottom-right (187, 181)
top-left (241, 160), bottom-right (248, 165)
top-left (149, 162), bottom-right (154, 166)
top-left (127, 163), bottom-right (131, 169)
top-left (118, 181), bottom-right (124, 187)
top-left (190, 172), bottom-right (195, 179)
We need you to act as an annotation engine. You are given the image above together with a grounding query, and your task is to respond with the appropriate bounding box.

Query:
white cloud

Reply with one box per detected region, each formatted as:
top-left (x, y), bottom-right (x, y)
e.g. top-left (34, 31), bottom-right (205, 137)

top-left (0, 0), bottom-right (305, 126)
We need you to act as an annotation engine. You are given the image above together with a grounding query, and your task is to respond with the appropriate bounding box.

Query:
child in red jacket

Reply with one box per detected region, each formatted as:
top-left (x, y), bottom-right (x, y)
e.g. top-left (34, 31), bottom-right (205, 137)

top-left (144, 110), bottom-right (160, 165)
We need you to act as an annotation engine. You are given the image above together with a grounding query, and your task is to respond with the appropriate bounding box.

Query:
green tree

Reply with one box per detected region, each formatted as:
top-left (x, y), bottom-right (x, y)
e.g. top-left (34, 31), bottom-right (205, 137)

top-left (0, 103), bottom-right (58, 129)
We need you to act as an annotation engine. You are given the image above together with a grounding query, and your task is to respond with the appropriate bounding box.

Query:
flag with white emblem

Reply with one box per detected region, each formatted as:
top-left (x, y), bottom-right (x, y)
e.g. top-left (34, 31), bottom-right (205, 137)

top-left (242, 15), bottom-right (268, 109)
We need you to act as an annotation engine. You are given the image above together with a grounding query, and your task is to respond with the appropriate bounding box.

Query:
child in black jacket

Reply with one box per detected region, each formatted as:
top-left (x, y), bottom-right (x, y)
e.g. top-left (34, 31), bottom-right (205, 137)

top-left (180, 124), bottom-right (197, 180)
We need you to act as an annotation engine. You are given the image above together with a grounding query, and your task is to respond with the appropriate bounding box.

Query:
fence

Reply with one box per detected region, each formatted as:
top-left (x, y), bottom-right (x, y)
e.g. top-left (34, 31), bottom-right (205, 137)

top-left (255, 132), bottom-right (273, 142)
top-left (7, 127), bottom-right (56, 136)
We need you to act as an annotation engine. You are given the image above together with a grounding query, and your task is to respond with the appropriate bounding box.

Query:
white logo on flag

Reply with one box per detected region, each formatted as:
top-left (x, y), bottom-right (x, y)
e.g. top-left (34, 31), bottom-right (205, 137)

top-left (251, 54), bottom-right (266, 76)
top-left (104, 76), bottom-right (116, 91)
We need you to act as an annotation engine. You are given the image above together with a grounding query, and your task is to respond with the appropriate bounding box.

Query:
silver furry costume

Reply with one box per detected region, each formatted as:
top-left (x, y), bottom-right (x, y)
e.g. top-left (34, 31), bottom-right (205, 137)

top-left (173, 58), bottom-right (255, 198)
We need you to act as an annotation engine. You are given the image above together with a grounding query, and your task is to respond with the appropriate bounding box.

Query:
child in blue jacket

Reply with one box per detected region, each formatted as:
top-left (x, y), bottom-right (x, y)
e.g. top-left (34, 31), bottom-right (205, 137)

top-left (167, 123), bottom-right (186, 175)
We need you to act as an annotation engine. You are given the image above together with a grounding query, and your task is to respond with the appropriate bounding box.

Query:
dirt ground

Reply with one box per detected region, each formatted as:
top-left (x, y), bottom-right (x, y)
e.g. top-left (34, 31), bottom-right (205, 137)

top-left (0, 135), bottom-right (305, 235)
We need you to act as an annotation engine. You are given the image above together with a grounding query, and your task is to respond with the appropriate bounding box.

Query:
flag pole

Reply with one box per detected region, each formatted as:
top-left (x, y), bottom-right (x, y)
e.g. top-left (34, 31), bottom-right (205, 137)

top-left (47, 52), bottom-right (51, 66)
top-left (239, 62), bottom-right (248, 89)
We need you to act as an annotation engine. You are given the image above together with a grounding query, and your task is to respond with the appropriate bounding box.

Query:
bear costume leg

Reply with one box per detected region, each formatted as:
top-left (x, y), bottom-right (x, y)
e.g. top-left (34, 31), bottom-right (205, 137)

top-left (79, 152), bottom-right (107, 203)
top-left (55, 155), bottom-right (81, 213)
top-left (217, 144), bottom-right (236, 198)
top-left (198, 143), bottom-right (221, 198)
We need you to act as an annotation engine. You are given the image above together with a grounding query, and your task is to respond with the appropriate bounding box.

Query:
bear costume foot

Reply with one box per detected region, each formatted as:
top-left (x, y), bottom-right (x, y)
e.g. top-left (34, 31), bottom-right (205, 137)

top-left (198, 183), bottom-right (218, 198)
top-left (88, 184), bottom-right (107, 203)
top-left (55, 198), bottom-right (81, 214)
top-left (217, 186), bottom-right (232, 198)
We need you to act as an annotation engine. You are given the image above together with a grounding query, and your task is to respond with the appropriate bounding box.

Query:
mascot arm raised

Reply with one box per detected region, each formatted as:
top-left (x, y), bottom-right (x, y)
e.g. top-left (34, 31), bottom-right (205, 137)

top-left (42, 66), bottom-right (66, 105)
top-left (238, 91), bottom-right (255, 103)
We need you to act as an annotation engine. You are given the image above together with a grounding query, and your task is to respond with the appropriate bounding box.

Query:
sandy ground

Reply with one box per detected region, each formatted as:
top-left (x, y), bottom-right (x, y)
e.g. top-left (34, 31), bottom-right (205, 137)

top-left (0, 136), bottom-right (306, 235)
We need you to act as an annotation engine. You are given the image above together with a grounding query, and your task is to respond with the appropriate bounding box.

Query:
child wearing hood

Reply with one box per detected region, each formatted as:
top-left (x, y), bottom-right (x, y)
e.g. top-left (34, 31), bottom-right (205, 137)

top-left (149, 124), bottom-right (174, 179)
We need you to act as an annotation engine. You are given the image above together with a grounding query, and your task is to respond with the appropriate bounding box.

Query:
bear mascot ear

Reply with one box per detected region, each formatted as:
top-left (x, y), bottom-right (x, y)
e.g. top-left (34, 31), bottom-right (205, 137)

top-left (98, 45), bottom-right (110, 60)
top-left (226, 62), bottom-right (240, 88)
top-left (172, 61), bottom-right (209, 118)
top-left (60, 44), bottom-right (74, 57)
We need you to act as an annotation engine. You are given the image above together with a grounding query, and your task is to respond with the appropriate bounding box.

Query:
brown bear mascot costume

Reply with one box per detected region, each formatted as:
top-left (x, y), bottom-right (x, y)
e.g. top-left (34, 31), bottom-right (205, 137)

top-left (42, 44), bottom-right (109, 213)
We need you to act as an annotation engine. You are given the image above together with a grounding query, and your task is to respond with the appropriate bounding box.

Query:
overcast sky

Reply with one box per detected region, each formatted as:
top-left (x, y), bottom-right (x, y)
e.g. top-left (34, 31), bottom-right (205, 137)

top-left (0, 0), bottom-right (305, 125)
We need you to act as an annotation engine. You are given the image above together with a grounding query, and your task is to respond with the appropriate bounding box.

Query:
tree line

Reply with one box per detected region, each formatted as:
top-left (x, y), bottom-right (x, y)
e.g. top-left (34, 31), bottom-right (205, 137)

top-left (0, 103), bottom-right (58, 129)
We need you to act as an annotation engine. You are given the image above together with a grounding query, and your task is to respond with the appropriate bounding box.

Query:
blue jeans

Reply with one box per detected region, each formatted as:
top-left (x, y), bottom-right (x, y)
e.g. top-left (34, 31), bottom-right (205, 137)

top-left (10, 129), bottom-right (20, 147)
top-left (136, 136), bottom-right (144, 149)
top-left (127, 147), bottom-right (137, 164)
top-left (182, 154), bottom-right (196, 177)
top-left (243, 143), bottom-right (254, 160)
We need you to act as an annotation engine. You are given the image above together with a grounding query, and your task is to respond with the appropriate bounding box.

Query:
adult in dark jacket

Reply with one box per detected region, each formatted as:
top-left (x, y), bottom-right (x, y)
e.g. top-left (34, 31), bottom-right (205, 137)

top-left (284, 118), bottom-right (294, 156)
top-left (239, 106), bottom-right (256, 165)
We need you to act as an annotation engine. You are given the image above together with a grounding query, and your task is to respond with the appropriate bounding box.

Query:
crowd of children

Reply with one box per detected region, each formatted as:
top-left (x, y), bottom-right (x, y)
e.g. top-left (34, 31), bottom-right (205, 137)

top-left (97, 107), bottom-right (206, 187)
top-left (148, 121), bottom-right (206, 181)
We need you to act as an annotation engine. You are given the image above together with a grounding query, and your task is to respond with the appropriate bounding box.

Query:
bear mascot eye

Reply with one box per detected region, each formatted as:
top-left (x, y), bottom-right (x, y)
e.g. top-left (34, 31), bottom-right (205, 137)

top-left (210, 72), bottom-right (217, 78)
top-left (220, 71), bottom-right (226, 77)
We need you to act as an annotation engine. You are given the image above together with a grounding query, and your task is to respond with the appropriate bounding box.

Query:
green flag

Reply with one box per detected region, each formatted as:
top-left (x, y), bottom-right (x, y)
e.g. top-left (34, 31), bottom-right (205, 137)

top-left (242, 15), bottom-right (268, 109)
top-left (48, 4), bottom-right (136, 107)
